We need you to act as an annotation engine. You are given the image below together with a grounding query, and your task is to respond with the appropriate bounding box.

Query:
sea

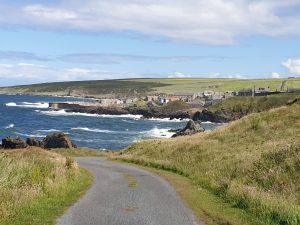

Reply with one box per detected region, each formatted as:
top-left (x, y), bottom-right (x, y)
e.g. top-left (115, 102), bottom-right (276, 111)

top-left (0, 94), bottom-right (221, 150)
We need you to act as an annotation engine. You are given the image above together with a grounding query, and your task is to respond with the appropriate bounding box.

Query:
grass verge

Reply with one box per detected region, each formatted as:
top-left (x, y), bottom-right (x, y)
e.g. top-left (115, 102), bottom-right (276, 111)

top-left (114, 104), bottom-right (300, 225)
top-left (0, 147), bottom-right (93, 225)
top-left (52, 147), bottom-right (106, 157)
top-left (120, 160), bottom-right (264, 225)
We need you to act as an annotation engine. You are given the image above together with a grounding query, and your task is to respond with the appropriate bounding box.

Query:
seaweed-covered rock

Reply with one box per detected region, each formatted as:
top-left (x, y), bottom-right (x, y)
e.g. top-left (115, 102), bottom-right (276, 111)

top-left (43, 133), bottom-right (77, 149)
top-left (2, 137), bottom-right (27, 149)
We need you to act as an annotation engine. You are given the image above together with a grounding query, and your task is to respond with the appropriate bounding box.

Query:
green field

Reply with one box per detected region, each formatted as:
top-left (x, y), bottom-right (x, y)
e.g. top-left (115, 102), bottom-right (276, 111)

top-left (115, 103), bottom-right (300, 225)
top-left (0, 78), bottom-right (299, 97)
top-left (132, 78), bottom-right (300, 94)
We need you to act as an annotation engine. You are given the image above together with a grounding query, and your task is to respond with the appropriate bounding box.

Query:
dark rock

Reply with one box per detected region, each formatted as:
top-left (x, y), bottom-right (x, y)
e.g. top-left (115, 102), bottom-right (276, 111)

top-left (26, 137), bottom-right (43, 147)
top-left (192, 109), bottom-right (234, 123)
top-left (287, 97), bottom-right (299, 106)
top-left (2, 136), bottom-right (27, 149)
top-left (172, 120), bottom-right (205, 137)
top-left (43, 133), bottom-right (77, 149)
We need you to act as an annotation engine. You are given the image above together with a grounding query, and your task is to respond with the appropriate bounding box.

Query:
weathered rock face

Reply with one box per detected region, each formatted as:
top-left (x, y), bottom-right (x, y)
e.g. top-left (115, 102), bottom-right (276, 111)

top-left (192, 109), bottom-right (235, 123)
top-left (2, 137), bottom-right (27, 149)
top-left (26, 137), bottom-right (43, 147)
top-left (172, 120), bottom-right (205, 137)
top-left (43, 133), bottom-right (77, 149)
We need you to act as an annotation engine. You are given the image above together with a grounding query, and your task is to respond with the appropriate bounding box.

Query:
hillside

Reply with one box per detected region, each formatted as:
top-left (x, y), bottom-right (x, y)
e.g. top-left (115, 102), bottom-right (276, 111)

top-left (0, 78), bottom-right (299, 97)
top-left (203, 93), bottom-right (300, 121)
top-left (115, 103), bottom-right (300, 225)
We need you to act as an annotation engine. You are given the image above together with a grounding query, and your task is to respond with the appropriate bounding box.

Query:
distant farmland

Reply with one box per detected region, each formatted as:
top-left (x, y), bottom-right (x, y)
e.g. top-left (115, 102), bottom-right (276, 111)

top-left (0, 78), bottom-right (299, 97)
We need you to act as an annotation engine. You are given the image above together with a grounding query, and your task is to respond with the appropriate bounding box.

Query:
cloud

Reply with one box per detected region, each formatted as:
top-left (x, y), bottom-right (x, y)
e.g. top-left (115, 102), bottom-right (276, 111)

top-left (1, 1), bottom-right (300, 45)
top-left (0, 50), bottom-right (227, 64)
top-left (168, 72), bottom-right (191, 78)
top-left (271, 72), bottom-right (280, 78)
top-left (282, 58), bottom-right (300, 76)
top-left (0, 51), bottom-right (50, 61)
top-left (210, 72), bottom-right (247, 79)
top-left (0, 62), bottom-right (139, 85)
top-left (58, 53), bottom-right (224, 64)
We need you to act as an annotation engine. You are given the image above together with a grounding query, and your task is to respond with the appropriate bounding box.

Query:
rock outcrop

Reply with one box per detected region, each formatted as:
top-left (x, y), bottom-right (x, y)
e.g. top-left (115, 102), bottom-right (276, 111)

top-left (26, 137), bottom-right (43, 147)
top-left (2, 137), bottom-right (27, 149)
top-left (191, 109), bottom-right (235, 123)
top-left (43, 133), bottom-right (77, 149)
top-left (172, 120), bottom-right (205, 137)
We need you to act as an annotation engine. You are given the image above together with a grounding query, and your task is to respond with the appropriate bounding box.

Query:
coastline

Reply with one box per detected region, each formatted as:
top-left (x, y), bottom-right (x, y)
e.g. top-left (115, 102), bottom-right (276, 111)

top-left (48, 101), bottom-right (234, 123)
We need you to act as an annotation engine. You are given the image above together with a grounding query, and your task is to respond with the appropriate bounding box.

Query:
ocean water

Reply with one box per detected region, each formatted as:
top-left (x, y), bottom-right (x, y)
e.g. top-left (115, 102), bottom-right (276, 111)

top-left (0, 94), bottom-right (221, 150)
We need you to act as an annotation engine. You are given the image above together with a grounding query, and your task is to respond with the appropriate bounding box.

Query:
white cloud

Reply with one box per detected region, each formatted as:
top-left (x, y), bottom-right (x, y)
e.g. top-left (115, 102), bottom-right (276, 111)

top-left (0, 1), bottom-right (300, 45)
top-left (0, 63), bottom-right (139, 84)
top-left (210, 72), bottom-right (247, 79)
top-left (271, 72), bottom-right (280, 78)
top-left (168, 72), bottom-right (191, 78)
top-left (282, 58), bottom-right (300, 76)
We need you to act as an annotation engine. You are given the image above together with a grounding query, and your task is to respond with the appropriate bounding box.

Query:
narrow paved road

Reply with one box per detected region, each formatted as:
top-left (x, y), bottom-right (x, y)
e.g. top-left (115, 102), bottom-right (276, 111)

top-left (57, 157), bottom-right (204, 225)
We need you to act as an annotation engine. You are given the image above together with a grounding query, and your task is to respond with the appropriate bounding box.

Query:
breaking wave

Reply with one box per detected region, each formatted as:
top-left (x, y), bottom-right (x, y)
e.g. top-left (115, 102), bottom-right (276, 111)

top-left (37, 109), bottom-right (143, 119)
top-left (71, 127), bottom-right (114, 133)
top-left (5, 124), bottom-right (14, 129)
top-left (5, 102), bottom-right (49, 108)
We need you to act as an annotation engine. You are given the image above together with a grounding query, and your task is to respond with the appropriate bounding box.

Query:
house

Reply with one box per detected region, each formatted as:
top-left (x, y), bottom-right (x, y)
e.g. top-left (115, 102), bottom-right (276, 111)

top-left (170, 93), bottom-right (196, 102)
top-left (255, 87), bottom-right (271, 94)
top-left (203, 91), bottom-right (214, 98)
top-left (99, 99), bottom-right (123, 105)
top-left (145, 96), bottom-right (159, 102)
top-left (167, 96), bottom-right (181, 102)
top-left (238, 89), bottom-right (253, 96)
top-left (238, 86), bottom-right (272, 96)
top-left (288, 88), bottom-right (300, 93)
top-left (158, 96), bottom-right (170, 104)
top-left (146, 96), bottom-right (158, 102)
top-left (224, 91), bottom-right (236, 98)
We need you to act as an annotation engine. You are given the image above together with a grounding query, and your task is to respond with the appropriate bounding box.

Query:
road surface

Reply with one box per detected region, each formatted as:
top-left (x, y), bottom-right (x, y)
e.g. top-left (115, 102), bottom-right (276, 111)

top-left (57, 157), bottom-right (204, 225)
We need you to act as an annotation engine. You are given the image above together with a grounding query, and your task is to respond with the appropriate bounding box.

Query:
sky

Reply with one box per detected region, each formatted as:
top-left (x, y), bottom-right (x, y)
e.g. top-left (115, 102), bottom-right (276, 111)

top-left (1, 0), bottom-right (300, 86)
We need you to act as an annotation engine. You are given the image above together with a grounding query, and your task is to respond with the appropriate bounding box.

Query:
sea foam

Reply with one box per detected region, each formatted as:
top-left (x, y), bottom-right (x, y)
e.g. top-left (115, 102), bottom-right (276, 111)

top-left (5, 102), bottom-right (49, 108)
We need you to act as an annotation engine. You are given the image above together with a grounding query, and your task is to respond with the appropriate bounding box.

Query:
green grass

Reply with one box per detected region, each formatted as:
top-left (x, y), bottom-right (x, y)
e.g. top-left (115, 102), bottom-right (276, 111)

top-left (132, 78), bottom-right (300, 94)
top-left (52, 147), bottom-right (106, 157)
top-left (114, 104), bottom-right (300, 225)
top-left (0, 147), bottom-right (93, 225)
top-left (0, 79), bottom-right (169, 97)
top-left (208, 93), bottom-right (300, 113)
top-left (134, 166), bottom-right (265, 225)
top-left (1, 78), bottom-right (299, 97)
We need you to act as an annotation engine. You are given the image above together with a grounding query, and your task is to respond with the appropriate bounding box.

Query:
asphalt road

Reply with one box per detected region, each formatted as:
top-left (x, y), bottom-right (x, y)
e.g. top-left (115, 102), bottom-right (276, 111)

top-left (57, 157), bottom-right (204, 225)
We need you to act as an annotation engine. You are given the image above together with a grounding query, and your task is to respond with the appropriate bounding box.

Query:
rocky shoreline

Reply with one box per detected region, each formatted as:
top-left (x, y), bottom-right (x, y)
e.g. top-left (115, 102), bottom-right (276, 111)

top-left (1, 133), bottom-right (76, 150)
top-left (49, 102), bottom-right (237, 123)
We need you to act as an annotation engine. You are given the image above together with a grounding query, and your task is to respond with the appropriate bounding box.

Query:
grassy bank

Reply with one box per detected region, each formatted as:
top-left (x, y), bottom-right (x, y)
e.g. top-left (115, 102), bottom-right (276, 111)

top-left (115, 104), bottom-right (300, 225)
top-left (0, 147), bottom-right (93, 225)
top-left (209, 93), bottom-right (299, 113)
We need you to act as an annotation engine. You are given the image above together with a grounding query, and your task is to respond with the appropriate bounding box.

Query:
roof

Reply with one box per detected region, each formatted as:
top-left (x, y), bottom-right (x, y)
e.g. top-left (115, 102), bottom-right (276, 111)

top-left (171, 93), bottom-right (195, 96)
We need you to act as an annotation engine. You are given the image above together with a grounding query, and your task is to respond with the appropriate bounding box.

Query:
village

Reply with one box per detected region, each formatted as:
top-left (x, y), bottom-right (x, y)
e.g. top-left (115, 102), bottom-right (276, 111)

top-left (89, 86), bottom-right (300, 108)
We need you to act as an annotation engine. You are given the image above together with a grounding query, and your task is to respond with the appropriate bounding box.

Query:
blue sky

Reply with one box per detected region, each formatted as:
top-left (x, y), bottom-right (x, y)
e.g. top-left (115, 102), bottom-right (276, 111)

top-left (0, 0), bottom-right (300, 86)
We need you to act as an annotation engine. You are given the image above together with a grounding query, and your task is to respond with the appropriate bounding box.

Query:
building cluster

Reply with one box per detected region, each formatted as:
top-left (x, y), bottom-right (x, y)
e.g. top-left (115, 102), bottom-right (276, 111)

top-left (96, 98), bottom-right (139, 106)
top-left (93, 87), bottom-right (300, 108)
top-left (145, 87), bottom-right (300, 107)
top-left (146, 91), bottom-right (236, 107)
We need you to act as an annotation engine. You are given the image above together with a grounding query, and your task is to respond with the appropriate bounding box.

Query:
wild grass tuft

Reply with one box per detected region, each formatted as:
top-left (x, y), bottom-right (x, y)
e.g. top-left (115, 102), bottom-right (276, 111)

top-left (0, 147), bottom-right (92, 225)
